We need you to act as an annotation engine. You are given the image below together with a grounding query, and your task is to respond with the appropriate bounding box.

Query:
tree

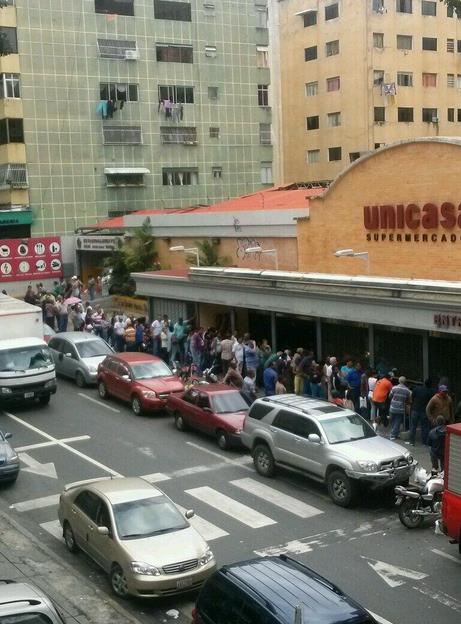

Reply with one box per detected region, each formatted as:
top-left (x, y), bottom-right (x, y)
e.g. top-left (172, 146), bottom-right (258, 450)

top-left (188, 239), bottom-right (229, 267)
top-left (441, 0), bottom-right (461, 13)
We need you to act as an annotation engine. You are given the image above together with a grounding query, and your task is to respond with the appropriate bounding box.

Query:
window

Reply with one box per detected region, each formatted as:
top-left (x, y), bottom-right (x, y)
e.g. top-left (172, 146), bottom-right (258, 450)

top-left (422, 107), bottom-right (437, 122)
top-left (398, 107), bottom-right (414, 122)
top-left (304, 46), bottom-right (317, 61)
top-left (154, 0), bottom-right (192, 21)
top-left (212, 166), bottom-right (222, 179)
top-left (97, 38), bottom-right (137, 59)
top-left (447, 38), bottom-right (455, 52)
top-left (305, 81), bottom-right (318, 96)
top-left (100, 82), bottom-right (138, 101)
top-left (326, 76), bottom-right (340, 91)
top-left (103, 125), bottom-right (142, 144)
top-left (397, 71), bottom-right (413, 86)
top-left (248, 402), bottom-right (274, 420)
top-left (375, 142), bottom-right (386, 149)
top-left (373, 33), bottom-right (384, 49)
top-left (306, 115), bottom-right (319, 130)
top-left (325, 3), bottom-right (339, 20)
top-left (0, 119), bottom-right (23, 144)
top-left (307, 149), bottom-right (320, 164)
top-left (447, 4), bottom-right (454, 16)
top-left (205, 45), bottom-right (217, 57)
top-left (0, 27), bottom-right (18, 55)
top-left (208, 86), bottom-right (218, 99)
top-left (0, 164), bottom-right (28, 188)
top-left (422, 72), bottom-right (437, 87)
top-left (326, 40), bottom-right (340, 56)
top-left (456, 74), bottom-right (461, 88)
top-left (327, 111), bottom-right (341, 127)
top-left (373, 69), bottom-right (384, 85)
top-left (397, 34), bottom-right (412, 50)
top-left (203, 2), bottom-right (215, 15)
top-left (372, 0), bottom-right (385, 11)
top-left (258, 84), bottom-right (269, 106)
top-left (374, 106), bottom-right (385, 122)
top-left (260, 161), bottom-right (273, 184)
top-left (328, 146), bottom-right (342, 161)
top-left (95, 0), bottom-right (134, 16)
top-left (448, 73), bottom-right (455, 87)
top-left (209, 126), bottom-right (220, 138)
top-left (162, 168), bottom-right (199, 185)
top-left (158, 85), bottom-right (194, 103)
top-left (458, 40), bottom-right (461, 53)
top-left (304, 10), bottom-right (317, 26)
top-left (396, 0), bottom-right (412, 13)
top-left (349, 152), bottom-right (361, 162)
top-left (448, 108), bottom-right (455, 122)
top-left (256, 46), bottom-right (269, 68)
top-left (0, 73), bottom-right (20, 98)
top-left (255, 2), bottom-right (268, 28)
top-left (160, 126), bottom-right (197, 144)
top-left (105, 171), bottom-right (147, 187)
top-left (74, 490), bottom-right (100, 521)
top-left (259, 123), bottom-right (271, 145)
top-left (422, 37), bottom-right (437, 51)
top-left (421, 1), bottom-right (436, 16)
top-left (156, 44), bottom-right (193, 63)
top-left (458, 109), bottom-right (461, 122)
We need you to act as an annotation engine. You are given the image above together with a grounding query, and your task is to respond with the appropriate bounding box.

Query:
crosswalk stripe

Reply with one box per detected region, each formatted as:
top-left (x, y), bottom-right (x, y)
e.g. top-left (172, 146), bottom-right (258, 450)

top-left (230, 478), bottom-right (324, 519)
top-left (175, 504), bottom-right (228, 541)
top-left (185, 486), bottom-right (276, 529)
top-left (40, 520), bottom-right (63, 540)
top-left (12, 494), bottom-right (60, 512)
top-left (140, 473), bottom-right (171, 483)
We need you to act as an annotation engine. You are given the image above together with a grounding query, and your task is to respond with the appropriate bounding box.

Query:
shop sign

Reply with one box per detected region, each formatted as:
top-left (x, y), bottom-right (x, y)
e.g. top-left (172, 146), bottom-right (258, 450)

top-left (434, 313), bottom-right (461, 331)
top-left (0, 210), bottom-right (33, 226)
top-left (0, 236), bottom-right (62, 282)
top-left (76, 236), bottom-right (123, 252)
top-left (112, 295), bottom-right (149, 318)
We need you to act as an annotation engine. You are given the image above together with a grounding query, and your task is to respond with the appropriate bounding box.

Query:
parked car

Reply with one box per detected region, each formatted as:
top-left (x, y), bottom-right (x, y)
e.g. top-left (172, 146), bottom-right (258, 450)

top-left (0, 580), bottom-right (66, 623)
top-left (241, 394), bottom-right (416, 507)
top-left (192, 554), bottom-right (377, 624)
top-left (43, 323), bottom-right (56, 343)
top-left (58, 476), bottom-right (216, 599)
top-left (167, 384), bottom-right (250, 450)
top-left (48, 332), bottom-right (113, 387)
top-left (97, 353), bottom-right (184, 415)
top-left (0, 429), bottom-right (19, 484)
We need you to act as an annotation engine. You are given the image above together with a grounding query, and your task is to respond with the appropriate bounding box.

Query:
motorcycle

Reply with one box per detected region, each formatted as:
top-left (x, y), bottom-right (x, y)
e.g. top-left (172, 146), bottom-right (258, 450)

top-left (394, 467), bottom-right (443, 529)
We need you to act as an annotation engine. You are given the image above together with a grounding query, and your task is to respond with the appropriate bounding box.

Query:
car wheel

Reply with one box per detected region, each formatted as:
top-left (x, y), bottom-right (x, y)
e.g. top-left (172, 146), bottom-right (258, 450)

top-left (38, 394), bottom-right (50, 406)
top-left (216, 430), bottom-right (230, 451)
top-left (327, 470), bottom-right (357, 507)
top-left (75, 371), bottom-right (86, 388)
top-left (98, 381), bottom-right (108, 399)
top-left (63, 522), bottom-right (79, 553)
top-left (398, 499), bottom-right (423, 529)
top-left (175, 413), bottom-right (187, 431)
top-left (110, 564), bottom-right (129, 598)
top-left (253, 444), bottom-right (275, 477)
top-left (131, 395), bottom-right (143, 416)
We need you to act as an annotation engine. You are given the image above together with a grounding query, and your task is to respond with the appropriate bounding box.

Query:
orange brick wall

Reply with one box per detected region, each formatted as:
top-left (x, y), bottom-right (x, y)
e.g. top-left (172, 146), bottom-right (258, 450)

top-left (297, 140), bottom-right (461, 280)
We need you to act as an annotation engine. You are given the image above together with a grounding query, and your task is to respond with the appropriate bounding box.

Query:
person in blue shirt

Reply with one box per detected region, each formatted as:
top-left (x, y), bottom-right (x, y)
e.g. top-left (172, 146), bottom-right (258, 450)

top-left (263, 361), bottom-right (278, 396)
top-left (346, 362), bottom-right (363, 411)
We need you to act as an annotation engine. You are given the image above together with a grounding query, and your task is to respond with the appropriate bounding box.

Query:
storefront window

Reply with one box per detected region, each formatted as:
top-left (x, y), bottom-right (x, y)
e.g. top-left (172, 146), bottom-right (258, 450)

top-left (321, 321), bottom-right (369, 365)
top-left (374, 327), bottom-right (423, 382)
top-left (429, 333), bottom-right (461, 402)
top-left (276, 314), bottom-right (316, 353)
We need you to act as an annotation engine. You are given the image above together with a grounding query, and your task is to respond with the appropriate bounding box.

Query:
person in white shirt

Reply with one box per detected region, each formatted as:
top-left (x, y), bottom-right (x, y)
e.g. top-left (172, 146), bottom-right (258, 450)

top-left (232, 336), bottom-right (245, 373)
top-left (151, 317), bottom-right (162, 356)
top-left (113, 316), bottom-right (125, 352)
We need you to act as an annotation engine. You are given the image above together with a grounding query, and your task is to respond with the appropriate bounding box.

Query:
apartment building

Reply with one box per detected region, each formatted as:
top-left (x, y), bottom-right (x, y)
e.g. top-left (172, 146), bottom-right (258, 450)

top-left (277, 0), bottom-right (461, 184)
top-left (0, 0), bottom-right (272, 240)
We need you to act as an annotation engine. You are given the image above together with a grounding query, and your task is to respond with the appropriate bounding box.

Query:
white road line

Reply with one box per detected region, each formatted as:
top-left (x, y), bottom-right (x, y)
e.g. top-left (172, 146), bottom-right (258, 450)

top-left (185, 486), bottom-right (276, 529)
top-left (140, 473), bottom-right (171, 483)
top-left (230, 477), bottom-right (324, 519)
top-left (185, 442), bottom-right (253, 471)
top-left (4, 411), bottom-right (122, 477)
top-left (413, 582), bottom-right (461, 613)
top-left (40, 519), bottom-right (63, 541)
top-left (77, 392), bottom-right (120, 412)
top-left (431, 548), bottom-right (461, 565)
top-left (368, 611), bottom-right (395, 624)
top-left (16, 435), bottom-right (91, 452)
top-left (12, 494), bottom-right (60, 512)
top-left (176, 504), bottom-right (228, 542)
top-left (170, 462), bottom-right (230, 478)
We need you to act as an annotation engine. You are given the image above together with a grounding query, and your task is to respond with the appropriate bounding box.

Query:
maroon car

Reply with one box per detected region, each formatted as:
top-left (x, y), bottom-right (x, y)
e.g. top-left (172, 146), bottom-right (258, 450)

top-left (167, 384), bottom-right (250, 450)
top-left (97, 353), bottom-right (184, 415)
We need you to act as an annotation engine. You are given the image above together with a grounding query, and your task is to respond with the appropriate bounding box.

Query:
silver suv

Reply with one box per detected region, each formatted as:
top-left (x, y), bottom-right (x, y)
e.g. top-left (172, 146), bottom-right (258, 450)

top-left (241, 395), bottom-right (416, 507)
top-left (0, 580), bottom-right (65, 623)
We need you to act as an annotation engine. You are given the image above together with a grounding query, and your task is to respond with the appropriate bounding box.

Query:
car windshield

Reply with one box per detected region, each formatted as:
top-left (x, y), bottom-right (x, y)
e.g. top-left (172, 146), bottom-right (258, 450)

top-left (75, 340), bottom-right (112, 358)
top-left (113, 495), bottom-right (188, 539)
top-left (130, 360), bottom-right (173, 380)
top-left (0, 345), bottom-right (53, 372)
top-left (211, 392), bottom-right (249, 414)
top-left (321, 413), bottom-right (376, 444)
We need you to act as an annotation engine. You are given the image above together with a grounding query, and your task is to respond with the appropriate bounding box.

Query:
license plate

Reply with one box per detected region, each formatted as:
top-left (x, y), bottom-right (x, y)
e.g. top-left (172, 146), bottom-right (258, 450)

top-left (24, 392), bottom-right (34, 398)
top-left (176, 578), bottom-right (193, 589)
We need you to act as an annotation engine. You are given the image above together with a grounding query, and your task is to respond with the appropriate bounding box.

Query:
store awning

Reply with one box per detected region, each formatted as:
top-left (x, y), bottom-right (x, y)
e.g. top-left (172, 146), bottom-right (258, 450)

top-left (104, 167), bottom-right (150, 175)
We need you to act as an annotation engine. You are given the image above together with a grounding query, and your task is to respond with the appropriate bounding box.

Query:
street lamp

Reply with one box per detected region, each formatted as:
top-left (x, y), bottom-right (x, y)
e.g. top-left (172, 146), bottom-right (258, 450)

top-left (334, 248), bottom-right (370, 274)
top-left (245, 246), bottom-right (279, 270)
top-left (169, 245), bottom-right (200, 267)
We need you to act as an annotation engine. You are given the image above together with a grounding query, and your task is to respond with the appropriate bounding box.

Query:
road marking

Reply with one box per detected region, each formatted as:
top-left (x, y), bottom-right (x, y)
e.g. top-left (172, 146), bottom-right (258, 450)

top-left (431, 548), bottom-right (461, 565)
top-left (255, 529), bottom-right (346, 557)
top-left (412, 583), bottom-right (461, 613)
top-left (12, 494), bottom-right (60, 512)
top-left (185, 486), bottom-right (276, 528)
top-left (4, 411), bottom-right (122, 477)
top-left (16, 435), bottom-right (91, 452)
top-left (19, 452), bottom-right (58, 479)
top-left (230, 478), bottom-right (324, 519)
top-left (77, 392), bottom-right (120, 413)
top-left (176, 504), bottom-right (228, 542)
top-left (368, 611), bottom-right (395, 624)
top-left (362, 556), bottom-right (428, 588)
top-left (40, 519), bottom-right (62, 540)
top-left (140, 473), bottom-right (171, 483)
top-left (185, 442), bottom-right (253, 471)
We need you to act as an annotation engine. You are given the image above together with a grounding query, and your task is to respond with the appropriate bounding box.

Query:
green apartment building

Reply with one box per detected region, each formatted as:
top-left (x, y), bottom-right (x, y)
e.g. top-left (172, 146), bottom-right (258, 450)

top-left (0, 0), bottom-right (272, 242)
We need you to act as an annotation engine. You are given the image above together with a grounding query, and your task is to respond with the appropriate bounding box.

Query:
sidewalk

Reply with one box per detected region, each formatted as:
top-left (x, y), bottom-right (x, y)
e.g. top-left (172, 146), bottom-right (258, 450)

top-left (0, 509), bottom-right (140, 624)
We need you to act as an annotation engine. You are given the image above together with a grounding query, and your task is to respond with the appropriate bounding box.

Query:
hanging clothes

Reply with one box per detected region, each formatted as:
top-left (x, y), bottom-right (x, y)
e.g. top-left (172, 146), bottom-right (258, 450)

top-left (96, 100), bottom-right (108, 119)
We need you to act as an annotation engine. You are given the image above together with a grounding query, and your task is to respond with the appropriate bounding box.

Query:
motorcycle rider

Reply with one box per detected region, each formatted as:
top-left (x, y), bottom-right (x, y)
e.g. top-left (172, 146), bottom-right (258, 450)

top-left (428, 415), bottom-right (446, 471)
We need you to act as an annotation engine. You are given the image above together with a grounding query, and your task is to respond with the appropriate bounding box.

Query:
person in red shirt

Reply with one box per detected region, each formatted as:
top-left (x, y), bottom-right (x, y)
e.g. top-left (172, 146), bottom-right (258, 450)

top-left (371, 372), bottom-right (393, 429)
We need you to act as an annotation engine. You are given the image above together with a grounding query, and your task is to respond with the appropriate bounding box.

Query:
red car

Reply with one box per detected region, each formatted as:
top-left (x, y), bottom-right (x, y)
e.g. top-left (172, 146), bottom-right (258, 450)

top-left (167, 384), bottom-right (250, 450)
top-left (97, 353), bottom-right (184, 415)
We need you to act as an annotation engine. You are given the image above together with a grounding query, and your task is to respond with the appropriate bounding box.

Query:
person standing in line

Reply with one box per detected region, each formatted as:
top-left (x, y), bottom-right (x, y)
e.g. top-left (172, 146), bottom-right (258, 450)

top-left (220, 333), bottom-right (234, 376)
top-left (24, 285), bottom-right (37, 305)
top-left (243, 368), bottom-right (257, 401)
top-left (346, 362), bottom-right (363, 412)
top-left (367, 370), bottom-right (378, 424)
top-left (244, 339), bottom-right (259, 376)
top-left (232, 336), bottom-right (245, 374)
top-left (135, 318), bottom-right (145, 352)
top-left (371, 372), bottom-right (393, 429)
top-left (55, 296), bottom-right (68, 332)
top-left (151, 316), bottom-right (162, 356)
top-left (388, 376), bottom-right (412, 441)
top-left (326, 356), bottom-right (339, 400)
top-left (292, 348), bottom-right (304, 395)
top-left (190, 328), bottom-right (205, 372)
top-left (263, 361), bottom-right (278, 396)
top-left (224, 361), bottom-right (244, 389)
top-left (113, 315), bottom-right (125, 352)
top-left (428, 415), bottom-right (446, 471)
top-left (299, 349), bottom-right (314, 396)
top-left (124, 319), bottom-right (136, 352)
top-left (426, 384), bottom-right (454, 426)
top-left (276, 375), bottom-right (287, 395)
top-left (407, 378), bottom-right (434, 446)
top-left (309, 362), bottom-right (323, 398)
top-left (340, 359), bottom-right (354, 379)
top-left (160, 320), bottom-right (171, 363)
top-left (87, 275), bottom-right (96, 302)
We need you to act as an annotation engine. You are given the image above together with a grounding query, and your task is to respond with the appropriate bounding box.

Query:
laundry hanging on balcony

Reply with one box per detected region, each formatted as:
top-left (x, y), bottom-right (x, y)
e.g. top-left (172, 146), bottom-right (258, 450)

top-left (96, 99), bottom-right (118, 119)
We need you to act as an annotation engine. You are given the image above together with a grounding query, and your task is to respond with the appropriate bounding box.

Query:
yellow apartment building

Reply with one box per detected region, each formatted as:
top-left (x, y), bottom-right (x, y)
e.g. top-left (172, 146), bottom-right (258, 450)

top-left (276, 0), bottom-right (461, 184)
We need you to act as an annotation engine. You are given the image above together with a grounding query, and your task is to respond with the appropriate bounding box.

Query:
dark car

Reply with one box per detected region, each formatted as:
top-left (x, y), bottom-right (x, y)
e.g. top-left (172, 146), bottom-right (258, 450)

top-left (97, 352), bottom-right (184, 415)
top-left (192, 555), bottom-right (377, 624)
top-left (167, 384), bottom-right (250, 450)
top-left (0, 430), bottom-right (19, 484)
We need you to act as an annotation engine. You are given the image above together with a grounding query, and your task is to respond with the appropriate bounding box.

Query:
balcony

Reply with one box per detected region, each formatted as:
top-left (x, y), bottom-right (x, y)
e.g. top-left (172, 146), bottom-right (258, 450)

top-left (160, 127), bottom-right (197, 145)
top-left (0, 163), bottom-right (28, 189)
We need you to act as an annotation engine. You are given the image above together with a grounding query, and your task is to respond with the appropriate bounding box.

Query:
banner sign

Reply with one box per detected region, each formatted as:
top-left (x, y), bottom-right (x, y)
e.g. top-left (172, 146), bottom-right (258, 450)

top-left (0, 237), bottom-right (63, 283)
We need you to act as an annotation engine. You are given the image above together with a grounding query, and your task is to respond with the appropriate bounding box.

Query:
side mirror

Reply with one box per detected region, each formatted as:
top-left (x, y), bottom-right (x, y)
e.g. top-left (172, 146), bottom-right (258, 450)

top-left (308, 433), bottom-right (321, 444)
top-left (4, 432), bottom-right (12, 440)
top-left (97, 526), bottom-right (110, 536)
top-left (121, 374), bottom-right (130, 381)
top-left (65, 352), bottom-right (72, 358)
top-left (185, 509), bottom-right (195, 519)
top-left (203, 407), bottom-right (212, 412)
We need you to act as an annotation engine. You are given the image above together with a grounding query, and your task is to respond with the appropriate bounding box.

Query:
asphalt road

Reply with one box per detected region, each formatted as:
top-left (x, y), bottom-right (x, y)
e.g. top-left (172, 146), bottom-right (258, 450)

top-left (1, 378), bottom-right (460, 624)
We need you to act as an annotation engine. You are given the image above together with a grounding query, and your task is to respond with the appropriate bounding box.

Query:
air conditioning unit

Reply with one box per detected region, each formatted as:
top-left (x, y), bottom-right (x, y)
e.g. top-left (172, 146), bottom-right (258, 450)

top-left (432, 116), bottom-right (439, 123)
top-left (125, 49), bottom-right (139, 60)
